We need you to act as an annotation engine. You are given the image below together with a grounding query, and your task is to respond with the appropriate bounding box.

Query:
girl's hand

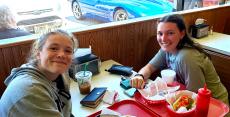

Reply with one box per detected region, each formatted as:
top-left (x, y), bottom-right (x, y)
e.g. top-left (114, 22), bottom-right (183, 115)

top-left (130, 76), bottom-right (145, 89)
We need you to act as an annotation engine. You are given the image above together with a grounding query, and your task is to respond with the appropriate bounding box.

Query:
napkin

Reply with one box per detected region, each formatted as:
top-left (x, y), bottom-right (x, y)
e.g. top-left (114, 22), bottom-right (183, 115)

top-left (100, 108), bottom-right (122, 117)
top-left (100, 108), bottom-right (136, 117)
top-left (102, 90), bottom-right (119, 105)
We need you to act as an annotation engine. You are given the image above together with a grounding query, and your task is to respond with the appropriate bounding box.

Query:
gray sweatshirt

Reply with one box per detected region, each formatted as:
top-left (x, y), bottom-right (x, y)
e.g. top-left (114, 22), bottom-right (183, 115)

top-left (0, 63), bottom-right (72, 117)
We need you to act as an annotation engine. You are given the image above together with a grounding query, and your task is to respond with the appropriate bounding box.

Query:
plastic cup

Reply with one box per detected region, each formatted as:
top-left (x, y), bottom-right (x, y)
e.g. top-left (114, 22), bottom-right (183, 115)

top-left (75, 71), bottom-right (92, 94)
top-left (161, 69), bottom-right (176, 85)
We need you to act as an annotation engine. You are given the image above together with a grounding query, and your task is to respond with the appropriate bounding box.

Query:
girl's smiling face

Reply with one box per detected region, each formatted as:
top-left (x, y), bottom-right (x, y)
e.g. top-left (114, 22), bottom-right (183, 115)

top-left (37, 34), bottom-right (74, 80)
top-left (157, 22), bottom-right (185, 54)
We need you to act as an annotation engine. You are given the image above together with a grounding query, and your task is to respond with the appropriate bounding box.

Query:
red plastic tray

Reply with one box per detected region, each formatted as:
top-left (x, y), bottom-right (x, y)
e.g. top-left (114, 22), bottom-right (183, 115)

top-left (207, 98), bottom-right (229, 117)
top-left (134, 91), bottom-right (229, 117)
top-left (88, 100), bottom-right (160, 117)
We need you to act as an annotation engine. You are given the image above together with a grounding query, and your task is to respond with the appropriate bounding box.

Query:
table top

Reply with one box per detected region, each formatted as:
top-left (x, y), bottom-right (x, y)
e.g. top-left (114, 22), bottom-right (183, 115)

top-left (70, 60), bottom-right (131, 117)
top-left (193, 32), bottom-right (230, 56)
top-left (70, 60), bottom-right (229, 117)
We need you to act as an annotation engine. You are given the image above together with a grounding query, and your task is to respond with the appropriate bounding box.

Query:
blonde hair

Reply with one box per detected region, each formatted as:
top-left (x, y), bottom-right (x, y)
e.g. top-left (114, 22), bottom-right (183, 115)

top-left (27, 30), bottom-right (78, 63)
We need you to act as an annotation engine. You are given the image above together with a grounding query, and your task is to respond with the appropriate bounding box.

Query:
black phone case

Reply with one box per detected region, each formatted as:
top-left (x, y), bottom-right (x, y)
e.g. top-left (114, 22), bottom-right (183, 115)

top-left (80, 87), bottom-right (107, 105)
top-left (107, 64), bottom-right (133, 76)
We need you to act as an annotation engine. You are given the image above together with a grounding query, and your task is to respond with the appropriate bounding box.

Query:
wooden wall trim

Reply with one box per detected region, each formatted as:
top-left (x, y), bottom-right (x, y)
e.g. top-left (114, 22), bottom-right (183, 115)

top-left (0, 35), bottom-right (37, 48)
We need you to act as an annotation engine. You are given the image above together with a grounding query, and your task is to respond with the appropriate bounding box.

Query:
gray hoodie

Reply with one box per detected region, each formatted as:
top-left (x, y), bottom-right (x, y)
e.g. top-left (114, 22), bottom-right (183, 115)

top-left (0, 63), bottom-right (72, 117)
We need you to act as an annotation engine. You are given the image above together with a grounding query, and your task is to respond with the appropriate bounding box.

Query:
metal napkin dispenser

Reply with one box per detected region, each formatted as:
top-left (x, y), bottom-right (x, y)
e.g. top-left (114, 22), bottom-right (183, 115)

top-left (69, 54), bottom-right (100, 79)
top-left (191, 24), bottom-right (209, 39)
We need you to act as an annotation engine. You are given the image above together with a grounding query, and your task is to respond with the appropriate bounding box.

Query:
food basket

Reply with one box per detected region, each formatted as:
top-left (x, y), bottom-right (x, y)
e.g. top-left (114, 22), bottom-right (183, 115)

top-left (165, 90), bottom-right (197, 117)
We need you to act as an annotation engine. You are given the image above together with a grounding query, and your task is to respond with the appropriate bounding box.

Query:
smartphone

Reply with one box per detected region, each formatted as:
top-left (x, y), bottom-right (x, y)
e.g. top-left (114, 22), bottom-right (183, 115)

top-left (124, 88), bottom-right (136, 97)
top-left (120, 79), bottom-right (131, 90)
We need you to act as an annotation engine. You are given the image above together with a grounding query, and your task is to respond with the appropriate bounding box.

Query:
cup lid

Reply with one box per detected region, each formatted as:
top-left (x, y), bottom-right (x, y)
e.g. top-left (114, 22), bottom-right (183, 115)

top-left (75, 71), bottom-right (92, 79)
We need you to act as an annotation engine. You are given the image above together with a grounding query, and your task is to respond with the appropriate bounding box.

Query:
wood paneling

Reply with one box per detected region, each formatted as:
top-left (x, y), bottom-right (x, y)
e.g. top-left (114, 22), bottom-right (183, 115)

top-left (73, 21), bottom-right (158, 71)
top-left (206, 50), bottom-right (230, 100)
top-left (0, 49), bottom-right (7, 95)
top-left (183, 6), bottom-right (230, 33)
top-left (0, 42), bottom-right (33, 95)
top-left (0, 5), bottom-right (230, 96)
top-left (224, 17), bottom-right (230, 35)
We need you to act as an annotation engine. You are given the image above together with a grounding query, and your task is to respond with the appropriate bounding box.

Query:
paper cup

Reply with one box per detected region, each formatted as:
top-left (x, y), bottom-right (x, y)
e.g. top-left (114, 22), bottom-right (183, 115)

top-left (161, 69), bottom-right (176, 85)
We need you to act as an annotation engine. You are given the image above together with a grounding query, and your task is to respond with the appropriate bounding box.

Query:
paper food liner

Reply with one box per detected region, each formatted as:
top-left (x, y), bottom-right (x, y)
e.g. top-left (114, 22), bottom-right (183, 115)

top-left (138, 77), bottom-right (180, 101)
top-left (100, 108), bottom-right (136, 117)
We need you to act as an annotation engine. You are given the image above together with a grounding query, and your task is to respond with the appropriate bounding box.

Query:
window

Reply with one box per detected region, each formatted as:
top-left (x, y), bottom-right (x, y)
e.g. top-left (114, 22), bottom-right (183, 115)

top-left (2, 0), bottom-right (228, 36)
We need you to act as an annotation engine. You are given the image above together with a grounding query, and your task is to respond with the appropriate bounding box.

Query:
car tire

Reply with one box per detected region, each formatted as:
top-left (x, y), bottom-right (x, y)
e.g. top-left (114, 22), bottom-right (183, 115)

top-left (72, 0), bottom-right (83, 20)
top-left (113, 9), bottom-right (128, 21)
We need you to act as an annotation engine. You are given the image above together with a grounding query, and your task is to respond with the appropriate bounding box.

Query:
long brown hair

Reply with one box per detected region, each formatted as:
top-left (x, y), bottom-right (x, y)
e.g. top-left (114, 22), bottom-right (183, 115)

top-left (159, 14), bottom-right (210, 57)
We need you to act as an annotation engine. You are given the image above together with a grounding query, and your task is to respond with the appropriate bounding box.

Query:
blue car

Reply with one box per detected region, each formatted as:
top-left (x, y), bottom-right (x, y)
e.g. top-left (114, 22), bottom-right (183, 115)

top-left (71, 0), bottom-right (174, 22)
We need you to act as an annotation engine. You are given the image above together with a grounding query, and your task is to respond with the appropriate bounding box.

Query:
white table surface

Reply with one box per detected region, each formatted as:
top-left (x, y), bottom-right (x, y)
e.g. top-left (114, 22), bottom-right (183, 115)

top-left (70, 60), bottom-right (132, 117)
top-left (193, 32), bottom-right (230, 56)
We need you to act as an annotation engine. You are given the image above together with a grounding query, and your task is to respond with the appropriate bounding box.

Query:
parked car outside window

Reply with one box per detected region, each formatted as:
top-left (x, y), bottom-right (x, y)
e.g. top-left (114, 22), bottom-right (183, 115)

top-left (71, 0), bottom-right (174, 22)
top-left (2, 0), bottom-right (64, 34)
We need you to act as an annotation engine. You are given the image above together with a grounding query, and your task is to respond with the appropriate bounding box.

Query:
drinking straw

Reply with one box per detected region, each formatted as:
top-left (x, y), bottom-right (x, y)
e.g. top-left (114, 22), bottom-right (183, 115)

top-left (83, 63), bottom-right (88, 76)
top-left (80, 79), bottom-right (83, 85)
top-left (84, 64), bottom-right (86, 76)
